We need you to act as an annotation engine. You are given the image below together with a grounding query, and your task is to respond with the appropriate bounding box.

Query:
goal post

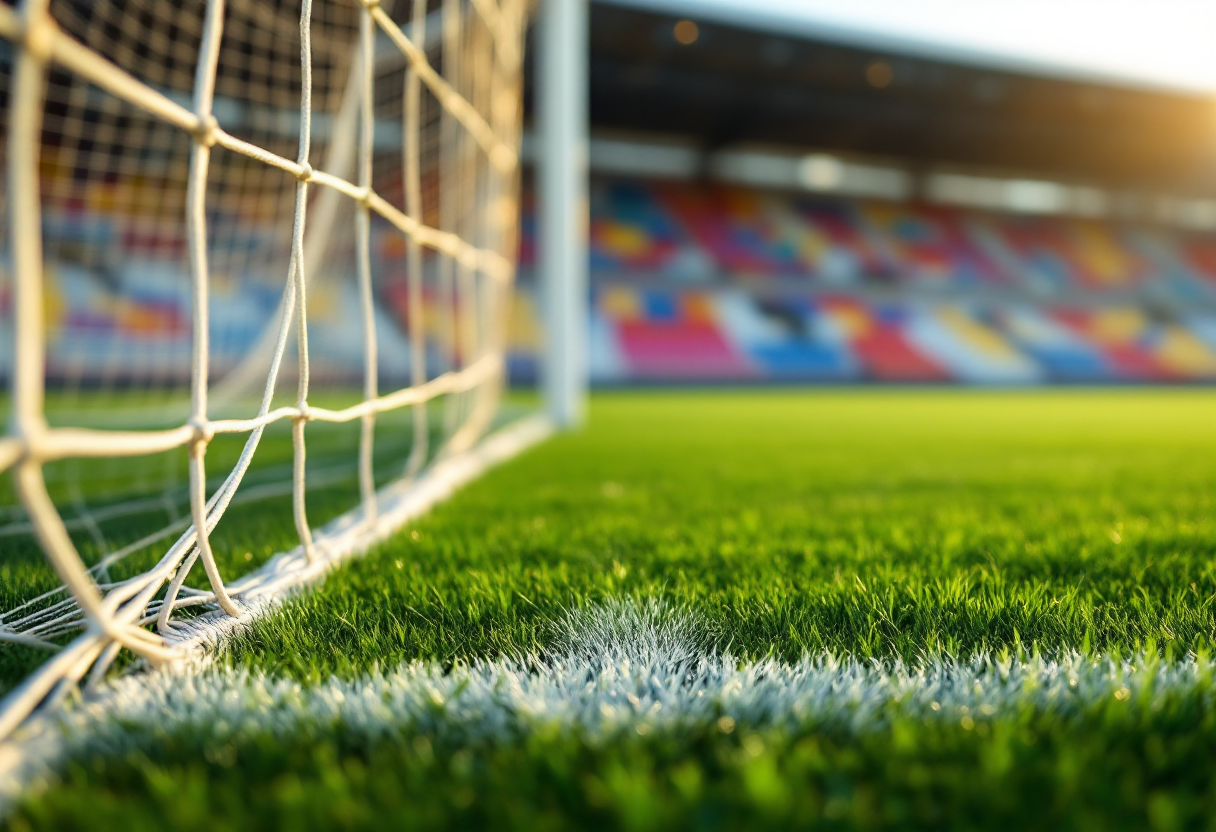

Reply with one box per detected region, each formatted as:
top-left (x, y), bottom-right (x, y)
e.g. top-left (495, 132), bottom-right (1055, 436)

top-left (0, 0), bottom-right (564, 743)
top-left (537, 0), bottom-right (588, 429)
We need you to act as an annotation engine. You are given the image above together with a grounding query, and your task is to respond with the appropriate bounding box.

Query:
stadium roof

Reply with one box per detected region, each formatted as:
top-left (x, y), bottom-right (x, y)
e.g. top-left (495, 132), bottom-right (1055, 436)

top-left (599, 0), bottom-right (1216, 96)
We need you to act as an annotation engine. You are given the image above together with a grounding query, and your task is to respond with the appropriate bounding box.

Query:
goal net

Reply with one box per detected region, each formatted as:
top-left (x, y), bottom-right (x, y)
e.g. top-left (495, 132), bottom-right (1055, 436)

top-left (0, 0), bottom-right (529, 740)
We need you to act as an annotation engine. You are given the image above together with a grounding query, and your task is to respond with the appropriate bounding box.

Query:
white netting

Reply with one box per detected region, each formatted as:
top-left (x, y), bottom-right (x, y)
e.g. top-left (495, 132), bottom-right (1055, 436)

top-left (0, 0), bottom-right (528, 740)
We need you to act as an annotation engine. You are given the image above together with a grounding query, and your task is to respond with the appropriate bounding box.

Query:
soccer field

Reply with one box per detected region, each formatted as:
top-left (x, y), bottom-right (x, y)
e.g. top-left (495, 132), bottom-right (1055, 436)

top-left (6, 390), bottom-right (1216, 830)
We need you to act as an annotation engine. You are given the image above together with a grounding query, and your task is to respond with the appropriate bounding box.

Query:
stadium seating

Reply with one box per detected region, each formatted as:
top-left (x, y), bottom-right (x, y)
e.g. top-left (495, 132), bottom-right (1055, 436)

top-left (573, 287), bottom-right (1216, 384)
top-left (518, 177), bottom-right (1216, 384)
top-left (13, 177), bottom-right (1216, 387)
top-left (565, 178), bottom-right (1216, 294)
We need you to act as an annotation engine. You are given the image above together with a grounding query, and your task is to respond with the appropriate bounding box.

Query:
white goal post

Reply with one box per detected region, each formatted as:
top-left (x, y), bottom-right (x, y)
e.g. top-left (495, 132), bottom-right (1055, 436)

top-left (537, 0), bottom-right (587, 428)
top-left (0, 0), bottom-right (587, 744)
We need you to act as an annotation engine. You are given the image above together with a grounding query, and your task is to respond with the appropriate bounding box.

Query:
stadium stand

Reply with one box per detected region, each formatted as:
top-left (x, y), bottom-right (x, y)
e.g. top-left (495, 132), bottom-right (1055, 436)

top-left (11, 171), bottom-right (1216, 387)
top-left (516, 177), bottom-right (1216, 384)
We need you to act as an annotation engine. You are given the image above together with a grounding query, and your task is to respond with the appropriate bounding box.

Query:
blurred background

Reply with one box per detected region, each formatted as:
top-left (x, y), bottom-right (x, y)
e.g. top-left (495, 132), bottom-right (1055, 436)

top-left (514, 0), bottom-right (1216, 385)
top-left (9, 0), bottom-right (1216, 388)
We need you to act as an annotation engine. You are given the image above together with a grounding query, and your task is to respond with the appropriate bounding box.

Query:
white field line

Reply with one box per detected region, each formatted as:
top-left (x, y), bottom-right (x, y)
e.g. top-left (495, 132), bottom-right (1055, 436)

top-left (0, 414), bottom-right (554, 806)
top-left (4, 598), bottom-right (1216, 810)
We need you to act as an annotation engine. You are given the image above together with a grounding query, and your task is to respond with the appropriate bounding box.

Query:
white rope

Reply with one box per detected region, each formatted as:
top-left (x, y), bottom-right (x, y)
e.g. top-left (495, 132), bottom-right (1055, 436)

top-left (186, 0), bottom-right (242, 620)
top-left (356, 0), bottom-right (380, 521)
top-left (0, 0), bottom-right (531, 744)
top-left (402, 0), bottom-right (430, 479)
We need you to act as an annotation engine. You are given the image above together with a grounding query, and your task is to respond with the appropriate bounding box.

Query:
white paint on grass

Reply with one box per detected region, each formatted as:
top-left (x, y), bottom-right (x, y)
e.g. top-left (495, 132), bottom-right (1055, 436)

top-left (2, 598), bottom-right (1214, 810)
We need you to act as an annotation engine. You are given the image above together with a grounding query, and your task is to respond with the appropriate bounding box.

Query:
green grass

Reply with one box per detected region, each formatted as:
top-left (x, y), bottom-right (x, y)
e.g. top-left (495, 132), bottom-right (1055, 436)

top-left (223, 390), bottom-right (1216, 677)
top-left (8, 390), bottom-right (1216, 831)
top-left (15, 698), bottom-right (1216, 832)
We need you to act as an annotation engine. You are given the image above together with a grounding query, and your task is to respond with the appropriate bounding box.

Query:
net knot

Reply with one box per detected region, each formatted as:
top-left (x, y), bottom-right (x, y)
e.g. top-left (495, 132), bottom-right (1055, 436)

top-left (295, 402), bottom-right (313, 422)
top-left (187, 417), bottom-right (214, 445)
top-left (20, 14), bottom-right (57, 63)
top-left (296, 162), bottom-right (314, 183)
top-left (192, 115), bottom-right (219, 149)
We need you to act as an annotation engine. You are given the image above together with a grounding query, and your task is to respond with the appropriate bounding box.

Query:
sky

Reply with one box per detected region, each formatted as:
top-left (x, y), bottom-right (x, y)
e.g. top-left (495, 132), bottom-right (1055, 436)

top-left (601, 0), bottom-right (1216, 96)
